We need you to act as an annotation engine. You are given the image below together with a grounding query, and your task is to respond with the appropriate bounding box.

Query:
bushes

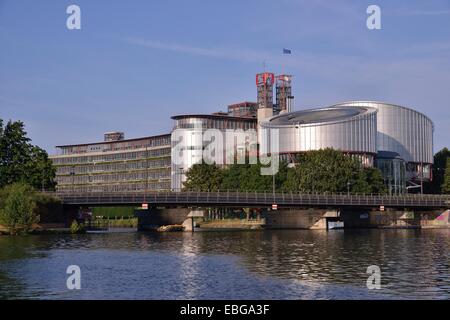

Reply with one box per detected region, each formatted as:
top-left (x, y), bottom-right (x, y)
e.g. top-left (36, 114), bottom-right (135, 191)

top-left (70, 220), bottom-right (86, 234)
top-left (0, 183), bottom-right (39, 235)
top-left (0, 183), bottom-right (62, 235)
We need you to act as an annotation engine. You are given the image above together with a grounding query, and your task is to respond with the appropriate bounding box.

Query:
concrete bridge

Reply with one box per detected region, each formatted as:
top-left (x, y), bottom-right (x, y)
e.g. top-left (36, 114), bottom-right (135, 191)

top-left (53, 191), bottom-right (450, 209)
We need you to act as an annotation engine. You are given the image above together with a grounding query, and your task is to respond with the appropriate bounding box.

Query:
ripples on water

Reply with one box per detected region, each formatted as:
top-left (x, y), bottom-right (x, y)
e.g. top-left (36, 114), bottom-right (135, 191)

top-left (0, 229), bottom-right (449, 299)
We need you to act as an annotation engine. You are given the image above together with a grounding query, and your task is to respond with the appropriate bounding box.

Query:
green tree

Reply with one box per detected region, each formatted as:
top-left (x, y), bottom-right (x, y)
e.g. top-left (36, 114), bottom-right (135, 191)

top-left (442, 158), bottom-right (450, 194)
top-left (0, 119), bottom-right (55, 190)
top-left (282, 149), bottom-right (356, 193)
top-left (352, 167), bottom-right (386, 194)
top-left (220, 160), bottom-right (288, 192)
top-left (182, 162), bottom-right (224, 191)
top-left (282, 149), bottom-right (386, 194)
top-left (0, 183), bottom-right (39, 235)
top-left (24, 146), bottom-right (56, 190)
top-left (426, 148), bottom-right (450, 194)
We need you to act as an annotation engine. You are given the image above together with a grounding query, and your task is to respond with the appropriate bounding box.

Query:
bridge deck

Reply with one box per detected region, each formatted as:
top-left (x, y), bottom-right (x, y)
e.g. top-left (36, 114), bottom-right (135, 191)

top-left (52, 192), bottom-right (450, 208)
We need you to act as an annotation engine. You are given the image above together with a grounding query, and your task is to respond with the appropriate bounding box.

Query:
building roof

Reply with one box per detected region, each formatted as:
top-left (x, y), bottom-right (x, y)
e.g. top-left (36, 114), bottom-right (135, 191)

top-left (267, 106), bottom-right (376, 126)
top-left (330, 100), bottom-right (434, 127)
top-left (55, 133), bottom-right (171, 149)
top-left (171, 114), bottom-right (257, 122)
top-left (228, 101), bottom-right (257, 107)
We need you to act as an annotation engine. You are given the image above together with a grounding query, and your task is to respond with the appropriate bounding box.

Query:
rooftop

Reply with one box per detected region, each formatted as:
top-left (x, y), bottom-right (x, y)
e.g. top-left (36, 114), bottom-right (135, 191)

top-left (267, 107), bottom-right (376, 126)
top-left (55, 133), bottom-right (171, 149)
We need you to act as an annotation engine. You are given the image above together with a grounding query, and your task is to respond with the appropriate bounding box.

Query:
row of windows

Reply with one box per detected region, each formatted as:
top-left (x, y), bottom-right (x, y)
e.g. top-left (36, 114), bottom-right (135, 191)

top-left (56, 169), bottom-right (170, 185)
top-left (56, 158), bottom-right (171, 175)
top-left (59, 136), bottom-right (171, 155)
top-left (174, 118), bottom-right (257, 131)
top-left (53, 148), bottom-right (171, 166)
top-left (57, 181), bottom-right (171, 193)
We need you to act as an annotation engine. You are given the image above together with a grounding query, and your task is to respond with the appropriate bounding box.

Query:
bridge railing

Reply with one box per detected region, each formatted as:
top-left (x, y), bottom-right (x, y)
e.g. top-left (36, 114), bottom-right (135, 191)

top-left (44, 190), bottom-right (450, 207)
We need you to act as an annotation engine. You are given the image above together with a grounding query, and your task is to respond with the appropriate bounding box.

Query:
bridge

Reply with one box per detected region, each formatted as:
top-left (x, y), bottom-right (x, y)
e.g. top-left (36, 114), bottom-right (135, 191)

top-left (53, 191), bottom-right (450, 209)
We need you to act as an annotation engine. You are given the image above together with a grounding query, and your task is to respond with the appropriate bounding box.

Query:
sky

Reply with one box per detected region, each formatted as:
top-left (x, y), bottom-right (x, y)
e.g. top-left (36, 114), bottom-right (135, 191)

top-left (0, 0), bottom-right (449, 153)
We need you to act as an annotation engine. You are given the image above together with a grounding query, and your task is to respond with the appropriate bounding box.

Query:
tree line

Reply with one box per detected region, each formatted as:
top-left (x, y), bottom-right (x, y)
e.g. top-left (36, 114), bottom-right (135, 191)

top-left (184, 148), bottom-right (450, 195)
top-left (183, 148), bottom-right (387, 194)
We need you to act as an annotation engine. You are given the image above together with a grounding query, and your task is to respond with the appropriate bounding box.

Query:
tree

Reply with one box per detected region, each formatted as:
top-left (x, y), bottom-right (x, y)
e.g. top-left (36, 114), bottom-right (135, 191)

top-left (24, 146), bottom-right (56, 190)
top-left (352, 167), bottom-right (386, 194)
top-left (0, 183), bottom-right (39, 235)
top-left (442, 158), bottom-right (450, 194)
top-left (282, 149), bottom-right (356, 193)
top-left (182, 162), bottom-right (224, 191)
top-left (427, 148), bottom-right (450, 194)
top-left (282, 149), bottom-right (386, 194)
top-left (0, 118), bottom-right (55, 190)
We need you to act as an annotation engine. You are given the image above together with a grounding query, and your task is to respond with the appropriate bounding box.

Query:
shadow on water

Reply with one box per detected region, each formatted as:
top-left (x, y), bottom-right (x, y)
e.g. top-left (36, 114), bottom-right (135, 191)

top-left (0, 228), bottom-right (449, 299)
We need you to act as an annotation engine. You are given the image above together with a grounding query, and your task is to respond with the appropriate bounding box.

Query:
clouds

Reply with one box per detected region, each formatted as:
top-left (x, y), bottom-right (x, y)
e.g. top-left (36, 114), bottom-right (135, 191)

top-left (1, 0), bottom-right (449, 152)
top-left (399, 10), bottom-right (450, 16)
top-left (122, 37), bottom-right (269, 63)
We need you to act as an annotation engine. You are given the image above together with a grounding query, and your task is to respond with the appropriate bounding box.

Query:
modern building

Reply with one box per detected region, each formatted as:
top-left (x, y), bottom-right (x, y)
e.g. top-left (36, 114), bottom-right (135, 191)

top-left (50, 72), bottom-right (434, 195)
top-left (50, 132), bottom-right (171, 193)
top-left (260, 101), bottom-right (434, 194)
top-left (170, 113), bottom-right (257, 191)
top-left (260, 106), bottom-right (378, 167)
top-left (330, 101), bottom-right (434, 182)
top-left (227, 102), bottom-right (258, 118)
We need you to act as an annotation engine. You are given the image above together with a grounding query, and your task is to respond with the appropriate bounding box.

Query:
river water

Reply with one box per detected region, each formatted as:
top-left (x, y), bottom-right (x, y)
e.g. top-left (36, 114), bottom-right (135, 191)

top-left (0, 229), bottom-right (449, 300)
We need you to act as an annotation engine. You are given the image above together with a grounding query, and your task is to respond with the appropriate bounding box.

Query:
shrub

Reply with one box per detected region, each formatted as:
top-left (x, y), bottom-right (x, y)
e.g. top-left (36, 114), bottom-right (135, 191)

top-left (0, 183), bottom-right (39, 235)
top-left (70, 220), bottom-right (86, 234)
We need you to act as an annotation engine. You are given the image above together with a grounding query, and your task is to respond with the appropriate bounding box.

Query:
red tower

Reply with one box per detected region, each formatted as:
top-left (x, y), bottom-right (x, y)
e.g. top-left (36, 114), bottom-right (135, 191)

top-left (256, 72), bottom-right (275, 109)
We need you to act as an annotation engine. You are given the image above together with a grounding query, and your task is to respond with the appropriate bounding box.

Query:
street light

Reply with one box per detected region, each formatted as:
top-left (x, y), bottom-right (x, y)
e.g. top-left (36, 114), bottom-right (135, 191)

top-left (347, 181), bottom-right (351, 196)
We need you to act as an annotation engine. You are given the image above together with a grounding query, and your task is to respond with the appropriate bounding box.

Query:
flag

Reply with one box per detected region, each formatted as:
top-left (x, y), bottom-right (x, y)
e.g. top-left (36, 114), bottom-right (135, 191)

top-left (283, 48), bottom-right (292, 54)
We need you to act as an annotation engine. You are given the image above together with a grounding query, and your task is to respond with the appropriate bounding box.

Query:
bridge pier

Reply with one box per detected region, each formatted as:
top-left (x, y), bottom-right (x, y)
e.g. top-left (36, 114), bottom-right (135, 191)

top-left (264, 208), bottom-right (340, 230)
top-left (135, 207), bottom-right (191, 231)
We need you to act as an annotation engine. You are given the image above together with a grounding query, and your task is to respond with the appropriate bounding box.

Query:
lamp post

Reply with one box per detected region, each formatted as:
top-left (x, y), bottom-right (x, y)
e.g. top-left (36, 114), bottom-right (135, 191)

top-left (347, 181), bottom-right (351, 196)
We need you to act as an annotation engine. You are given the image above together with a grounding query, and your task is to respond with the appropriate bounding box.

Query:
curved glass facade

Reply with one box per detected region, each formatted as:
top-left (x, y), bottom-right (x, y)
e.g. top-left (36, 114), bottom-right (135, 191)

top-left (171, 115), bottom-right (258, 191)
top-left (331, 101), bottom-right (434, 165)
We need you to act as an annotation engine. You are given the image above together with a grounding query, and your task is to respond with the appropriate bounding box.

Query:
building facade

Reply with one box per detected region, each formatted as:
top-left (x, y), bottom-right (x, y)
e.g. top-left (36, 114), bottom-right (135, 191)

top-left (50, 73), bottom-right (434, 195)
top-left (170, 114), bottom-right (258, 191)
top-left (260, 101), bottom-right (434, 194)
top-left (50, 132), bottom-right (171, 193)
top-left (330, 101), bottom-right (434, 193)
top-left (260, 106), bottom-right (378, 167)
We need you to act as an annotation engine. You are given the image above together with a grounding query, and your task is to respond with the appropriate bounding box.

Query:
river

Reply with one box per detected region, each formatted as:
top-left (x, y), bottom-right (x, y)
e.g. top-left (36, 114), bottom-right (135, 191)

top-left (0, 229), bottom-right (449, 299)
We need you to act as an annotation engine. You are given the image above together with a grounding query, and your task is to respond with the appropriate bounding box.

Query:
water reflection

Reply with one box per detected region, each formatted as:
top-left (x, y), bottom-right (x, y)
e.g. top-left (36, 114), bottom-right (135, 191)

top-left (0, 229), bottom-right (449, 299)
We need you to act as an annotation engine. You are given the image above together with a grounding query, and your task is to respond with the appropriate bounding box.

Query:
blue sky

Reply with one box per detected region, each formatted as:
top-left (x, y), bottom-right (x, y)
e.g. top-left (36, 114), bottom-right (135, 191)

top-left (0, 0), bottom-right (449, 153)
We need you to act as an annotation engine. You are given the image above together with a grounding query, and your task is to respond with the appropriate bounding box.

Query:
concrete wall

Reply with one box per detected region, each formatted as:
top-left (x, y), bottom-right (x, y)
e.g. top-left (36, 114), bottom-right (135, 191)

top-left (134, 206), bottom-right (450, 231)
top-left (342, 208), bottom-right (450, 229)
top-left (419, 209), bottom-right (450, 228)
top-left (340, 209), bottom-right (421, 229)
top-left (264, 208), bottom-right (337, 229)
top-left (265, 207), bottom-right (450, 230)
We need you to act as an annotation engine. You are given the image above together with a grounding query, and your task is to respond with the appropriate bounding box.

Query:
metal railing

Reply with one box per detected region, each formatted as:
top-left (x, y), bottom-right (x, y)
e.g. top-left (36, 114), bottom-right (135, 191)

top-left (47, 190), bottom-right (450, 208)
